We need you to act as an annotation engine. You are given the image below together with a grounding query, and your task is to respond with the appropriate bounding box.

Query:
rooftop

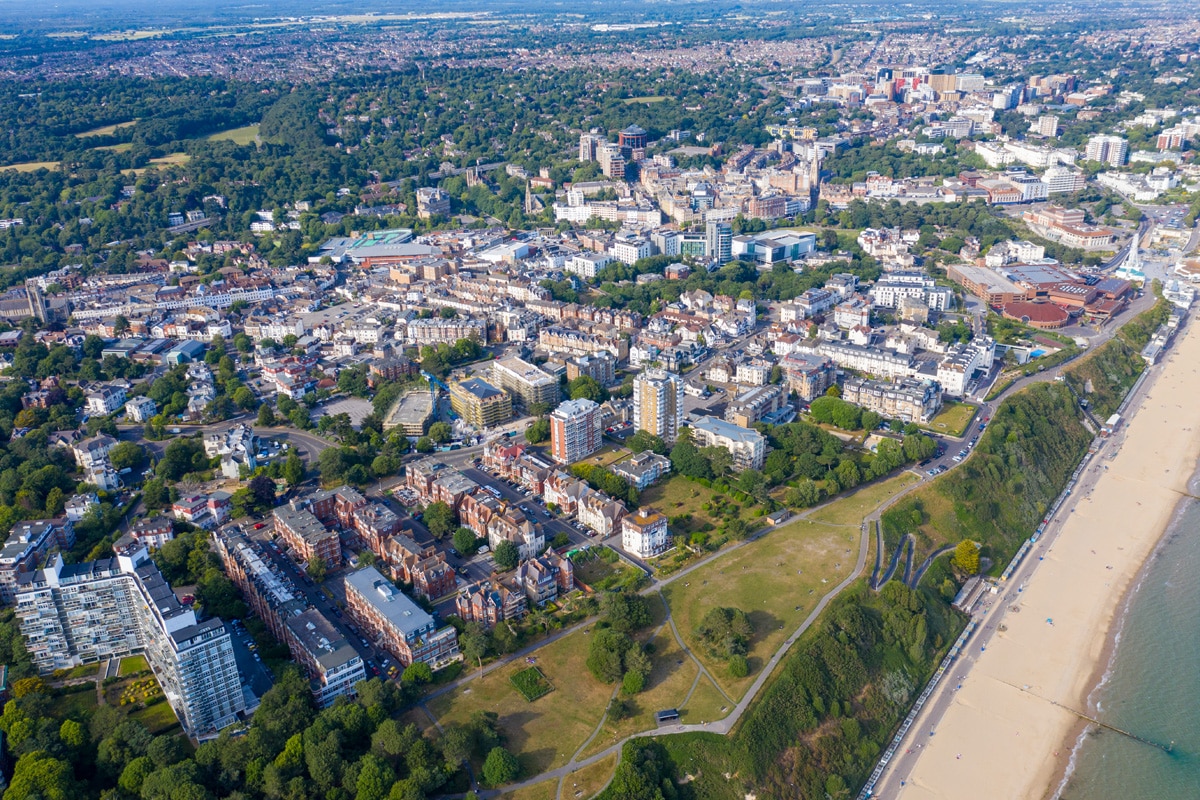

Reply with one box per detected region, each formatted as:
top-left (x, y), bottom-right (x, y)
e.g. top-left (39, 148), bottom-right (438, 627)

top-left (345, 566), bottom-right (435, 638)
top-left (688, 415), bottom-right (764, 445)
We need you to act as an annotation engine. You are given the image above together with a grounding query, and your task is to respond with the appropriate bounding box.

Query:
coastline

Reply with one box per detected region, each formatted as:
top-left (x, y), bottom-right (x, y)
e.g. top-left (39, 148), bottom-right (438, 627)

top-left (1051, 456), bottom-right (1200, 799)
top-left (895, 316), bottom-right (1200, 800)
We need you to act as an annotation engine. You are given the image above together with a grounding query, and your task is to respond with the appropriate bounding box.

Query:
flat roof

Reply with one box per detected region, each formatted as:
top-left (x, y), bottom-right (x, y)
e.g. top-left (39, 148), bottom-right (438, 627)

top-left (344, 566), bottom-right (434, 638)
top-left (688, 415), bottom-right (764, 444)
top-left (285, 608), bottom-right (361, 670)
top-left (385, 391), bottom-right (434, 428)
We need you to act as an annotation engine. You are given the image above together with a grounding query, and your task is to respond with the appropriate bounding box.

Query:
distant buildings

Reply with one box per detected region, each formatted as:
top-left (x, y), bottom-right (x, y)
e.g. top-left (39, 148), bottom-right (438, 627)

top-left (16, 548), bottom-right (245, 738)
top-left (416, 187), bottom-right (451, 219)
top-left (549, 398), bottom-right (603, 463)
top-left (633, 368), bottom-right (684, 444)
top-left (0, 517), bottom-right (75, 603)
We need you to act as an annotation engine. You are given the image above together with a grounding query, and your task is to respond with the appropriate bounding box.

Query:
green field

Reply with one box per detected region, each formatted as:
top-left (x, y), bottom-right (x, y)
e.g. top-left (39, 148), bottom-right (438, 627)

top-left (678, 674), bottom-right (730, 723)
top-left (207, 124), bottom-right (260, 145)
top-left (623, 96), bottom-right (668, 104)
top-left (75, 120), bottom-right (137, 137)
top-left (638, 474), bottom-right (758, 539)
top-left (129, 700), bottom-right (180, 734)
top-left (562, 753), bottom-right (617, 799)
top-left (1, 161), bottom-right (60, 172)
top-left (118, 654), bottom-right (150, 676)
top-left (805, 472), bottom-right (922, 527)
top-left (47, 687), bottom-right (98, 721)
top-left (428, 627), bottom-right (614, 776)
top-left (923, 401), bottom-right (979, 438)
top-left (577, 621), bottom-right (697, 759)
top-left (661, 515), bottom-right (859, 699)
top-left (94, 142), bottom-right (134, 153)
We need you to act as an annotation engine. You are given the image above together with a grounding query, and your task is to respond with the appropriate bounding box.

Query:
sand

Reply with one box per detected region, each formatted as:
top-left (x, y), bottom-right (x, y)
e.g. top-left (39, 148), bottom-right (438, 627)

top-left (894, 317), bottom-right (1200, 800)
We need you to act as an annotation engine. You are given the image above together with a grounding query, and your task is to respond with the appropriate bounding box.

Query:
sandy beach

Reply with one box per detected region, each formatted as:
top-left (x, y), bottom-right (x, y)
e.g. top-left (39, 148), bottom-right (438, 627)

top-left (893, 316), bottom-right (1200, 800)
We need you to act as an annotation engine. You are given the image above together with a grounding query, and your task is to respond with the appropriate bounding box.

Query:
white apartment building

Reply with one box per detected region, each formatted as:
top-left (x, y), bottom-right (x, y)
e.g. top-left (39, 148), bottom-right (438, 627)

top-left (687, 416), bottom-right (766, 470)
top-left (1085, 135), bottom-right (1129, 166)
top-left (124, 396), bottom-right (157, 423)
top-left (610, 237), bottom-right (655, 265)
top-left (633, 368), bottom-right (685, 443)
top-left (16, 549), bottom-right (246, 738)
top-left (815, 341), bottom-right (916, 380)
top-left (1042, 166), bottom-right (1087, 194)
top-left (85, 385), bottom-right (127, 415)
top-left (621, 507), bottom-right (670, 559)
top-left (565, 252), bottom-right (612, 280)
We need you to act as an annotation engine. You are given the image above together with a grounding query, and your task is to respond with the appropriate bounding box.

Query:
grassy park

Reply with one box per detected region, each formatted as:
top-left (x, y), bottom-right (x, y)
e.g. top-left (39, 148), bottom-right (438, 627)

top-left (207, 124), bottom-right (260, 144)
top-left (118, 654), bottom-right (150, 676)
top-left (427, 628), bottom-right (613, 775)
top-left (75, 120), bottom-right (137, 137)
top-left (661, 516), bottom-right (859, 698)
top-left (427, 470), bottom-right (924, 790)
top-left (922, 401), bottom-right (978, 438)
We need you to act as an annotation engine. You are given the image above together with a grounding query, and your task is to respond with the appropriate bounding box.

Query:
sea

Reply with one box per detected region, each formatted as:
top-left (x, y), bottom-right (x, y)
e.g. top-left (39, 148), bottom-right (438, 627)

top-left (1056, 480), bottom-right (1200, 800)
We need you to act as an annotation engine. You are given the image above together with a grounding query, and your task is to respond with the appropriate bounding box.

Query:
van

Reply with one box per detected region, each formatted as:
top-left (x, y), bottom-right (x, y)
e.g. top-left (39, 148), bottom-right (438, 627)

top-left (478, 546), bottom-right (490, 555)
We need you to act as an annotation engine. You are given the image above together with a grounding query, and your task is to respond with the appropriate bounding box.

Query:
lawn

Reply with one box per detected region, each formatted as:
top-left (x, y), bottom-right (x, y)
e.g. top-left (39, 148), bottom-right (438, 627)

top-left (679, 675), bottom-right (731, 724)
top-left (661, 515), bottom-right (859, 699)
top-left (922, 401), bottom-right (979, 438)
top-left (578, 622), bottom-right (697, 758)
top-left (129, 700), bottom-right (180, 734)
top-left (428, 627), bottom-right (613, 776)
top-left (151, 152), bottom-right (191, 167)
top-left (638, 475), bottom-right (757, 538)
top-left (94, 142), bottom-right (134, 152)
top-left (207, 124), bottom-right (260, 145)
top-left (47, 687), bottom-right (98, 721)
top-left (0, 161), bottom-right (60, 172)
top-left (623, 96), bottom-right (668, 104)
top-left (56, 663), bottom-right (100, 680)
top-left (562, 753), bottom-right (618, 799)
top-left (119, 654), bottom-right (150, 676)
top-left (805, 471), bottom-right (922, 527)
top-left (573, 550), bottom-right (644, 592)
top-left (579, 445), bottom-right (629, 469)
top-left (75, 120), bottom-right (137, 137)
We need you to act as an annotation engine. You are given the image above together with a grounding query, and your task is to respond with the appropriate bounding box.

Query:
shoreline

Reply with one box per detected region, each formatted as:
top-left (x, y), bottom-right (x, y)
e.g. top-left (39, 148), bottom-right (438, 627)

top-left (1051, 453), bottom-right (1200, 799)
top-left (894, 315), bottom-right (1200, 800)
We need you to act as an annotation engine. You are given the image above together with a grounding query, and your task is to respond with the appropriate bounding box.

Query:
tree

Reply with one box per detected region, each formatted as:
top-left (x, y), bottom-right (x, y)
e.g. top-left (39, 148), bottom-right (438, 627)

top-left (248, 473), bottom-right (276, 508)
top-left (257, 404), bottom-right (277, 427)
top-left (952, 540), bottom-right (981, 575)
top-left (568, 375), bottom-right (605, 403)
top-left (481, 746), bottom-right (520, 786)
top-left (600, 592), bottom-right (651, 633)
top-left (586, 628), bottom-right (631, 683)
top-left (728, 654), bottom-right (750, 678)
top-left (453, 527), bottom-right (479, 556)
top-left (423, 501), bottom-right (456, 539)
top-left (428, 421), bottom-right (453, 443)
top-left (306, 556), bottom-right (327, 583)
top-left (415, 436), bottom-right (434, 453)
top-left (524, 418), bottom-right (550, 444)
top-left (232, 386), bottom-right (258, 411)
top-left (695, 607), bottom-right (752, 659)
top-left (283, 451), bottom-right (305, 486)
top-left (493, 540), bottom-right (519, 571)
top-left (108, 441), bottom-right (146, 472)
top-left (625, 430), bottom-right (667, 455)
top-left (401, 662), bottom-right (433, 685)
top-left (460, 623), bottom-right (489, 672)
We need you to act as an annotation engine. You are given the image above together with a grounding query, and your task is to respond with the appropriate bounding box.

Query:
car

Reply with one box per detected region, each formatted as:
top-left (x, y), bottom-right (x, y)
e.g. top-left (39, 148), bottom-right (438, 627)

top-left (927, 469), bottom-right (937, 476)
top-left (253, 522), bottom-right (266, 530)
top-left (952, 455), bottom-right (963, 462)
top-left (449, 548), bottom-right (459, 556)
